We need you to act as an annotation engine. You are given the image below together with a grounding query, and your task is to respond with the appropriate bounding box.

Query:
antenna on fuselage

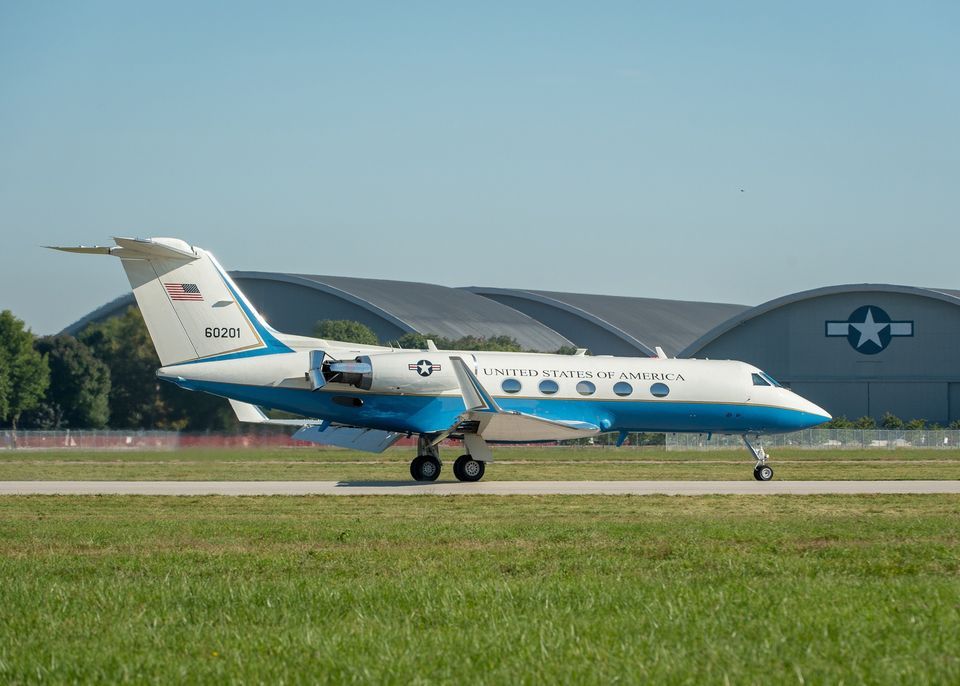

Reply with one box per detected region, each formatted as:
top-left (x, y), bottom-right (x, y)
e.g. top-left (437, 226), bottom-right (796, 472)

top-left (654, 346), bottom-right (668, 359)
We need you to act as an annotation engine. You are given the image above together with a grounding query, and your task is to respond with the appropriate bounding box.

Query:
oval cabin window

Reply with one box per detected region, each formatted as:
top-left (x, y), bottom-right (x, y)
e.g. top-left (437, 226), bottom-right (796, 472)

top-left (576, 380), bottom-right (596, 396)
top-left (501, 378), bottom-right (522, 394)
top-left (613, 381), bottom-right (633, 397)
top-left (650, 383), bottom-right (670, 398)
top-left (538, 379), bottom-right (559, 395)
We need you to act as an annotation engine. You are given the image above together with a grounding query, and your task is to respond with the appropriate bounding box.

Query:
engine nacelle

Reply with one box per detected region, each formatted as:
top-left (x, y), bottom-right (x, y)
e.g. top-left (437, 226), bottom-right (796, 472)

top-left (349, 352), bottom-right (460, 393)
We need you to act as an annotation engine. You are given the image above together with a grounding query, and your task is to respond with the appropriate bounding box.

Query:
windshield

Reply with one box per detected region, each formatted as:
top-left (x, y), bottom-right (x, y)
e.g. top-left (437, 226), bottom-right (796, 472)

top-left (760, 372), bottom-right (782, 387)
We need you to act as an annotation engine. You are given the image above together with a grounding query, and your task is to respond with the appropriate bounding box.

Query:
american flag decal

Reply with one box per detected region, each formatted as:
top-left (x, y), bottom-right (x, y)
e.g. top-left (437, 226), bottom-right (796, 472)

top-left (164, 283), bottom-right (203, 301)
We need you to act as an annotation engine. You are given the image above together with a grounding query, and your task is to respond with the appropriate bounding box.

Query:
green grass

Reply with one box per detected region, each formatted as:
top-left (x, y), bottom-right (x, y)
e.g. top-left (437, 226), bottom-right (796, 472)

top-left (0, 495), bottom-right (958, 683)
top-left (2, 447), bottom-right (960, 481)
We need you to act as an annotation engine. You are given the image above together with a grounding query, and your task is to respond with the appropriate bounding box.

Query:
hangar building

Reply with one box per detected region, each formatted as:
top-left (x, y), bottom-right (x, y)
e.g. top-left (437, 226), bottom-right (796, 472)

top-left (680, 285), bottom-right (960, 424)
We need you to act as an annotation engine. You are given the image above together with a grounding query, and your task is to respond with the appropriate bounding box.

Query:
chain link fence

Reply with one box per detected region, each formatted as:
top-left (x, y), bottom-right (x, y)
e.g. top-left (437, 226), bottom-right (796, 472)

top-left (0, 428), bottom-right (321, 451)
top-left (666, 429), bottom-right (960, 451)
top-left (4, 429), bottom-right (960, 451)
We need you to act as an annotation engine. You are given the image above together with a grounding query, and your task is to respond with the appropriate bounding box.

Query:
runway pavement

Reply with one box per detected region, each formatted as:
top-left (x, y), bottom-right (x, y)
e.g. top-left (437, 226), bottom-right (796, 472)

top-left (1, 480), bottom-right (959, 496)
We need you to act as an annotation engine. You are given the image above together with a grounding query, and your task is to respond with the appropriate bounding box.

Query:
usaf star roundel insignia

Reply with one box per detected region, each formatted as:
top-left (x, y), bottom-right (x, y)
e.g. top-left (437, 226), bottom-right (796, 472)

top-left (825, 306), bottom-right (913, 355)
top-left (408, 359), bottom-right (441, 377)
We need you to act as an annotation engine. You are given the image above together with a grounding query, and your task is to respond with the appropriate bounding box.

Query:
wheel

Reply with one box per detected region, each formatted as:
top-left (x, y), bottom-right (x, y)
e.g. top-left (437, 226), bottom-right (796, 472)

top-left (754, 465), bottom-right (774, 481)
top-left (453, 455), bottom-right (485, 482)
top-left (410, 455), bottom-right (441, 482)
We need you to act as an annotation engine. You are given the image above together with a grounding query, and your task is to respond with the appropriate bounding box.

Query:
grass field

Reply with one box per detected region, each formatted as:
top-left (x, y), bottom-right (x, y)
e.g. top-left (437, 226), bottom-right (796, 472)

top-left (0, 494), bottom-right (958, 683)
top-left (2, 446), bottom-right (960, 481)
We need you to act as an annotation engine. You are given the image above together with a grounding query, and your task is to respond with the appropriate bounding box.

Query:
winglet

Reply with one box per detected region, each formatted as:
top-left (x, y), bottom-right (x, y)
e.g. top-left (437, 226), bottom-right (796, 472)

top-left (228, 399), bottom-right (270, 423)
top-left (228, 399), bottom-right (321, 426)
top-left (449, 356), bottom-right (502, 413)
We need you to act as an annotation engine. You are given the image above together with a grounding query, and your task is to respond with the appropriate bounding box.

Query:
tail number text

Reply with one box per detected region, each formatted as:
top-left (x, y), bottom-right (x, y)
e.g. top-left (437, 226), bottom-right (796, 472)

top-left (205, 327), bottom-right (241, 339)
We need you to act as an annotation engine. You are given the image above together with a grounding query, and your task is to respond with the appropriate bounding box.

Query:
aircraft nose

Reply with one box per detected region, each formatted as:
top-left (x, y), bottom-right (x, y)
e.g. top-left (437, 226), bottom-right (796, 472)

top-left (795, 396), bottom-right (832, 426)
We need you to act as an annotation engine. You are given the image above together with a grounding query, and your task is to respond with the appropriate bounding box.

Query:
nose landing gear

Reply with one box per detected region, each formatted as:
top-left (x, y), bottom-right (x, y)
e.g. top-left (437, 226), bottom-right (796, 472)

top-left (743, 435), bottom-right (774, 481)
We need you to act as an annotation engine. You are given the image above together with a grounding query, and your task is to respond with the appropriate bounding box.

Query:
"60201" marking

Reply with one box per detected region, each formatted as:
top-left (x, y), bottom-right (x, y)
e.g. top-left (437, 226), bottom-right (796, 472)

top-left (205, 327), bottom-right (241, 339)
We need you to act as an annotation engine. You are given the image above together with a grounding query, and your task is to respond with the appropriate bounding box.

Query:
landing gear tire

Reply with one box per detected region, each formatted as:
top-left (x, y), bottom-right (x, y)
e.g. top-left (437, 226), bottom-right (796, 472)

top-left (410, 455), bottom-right (441, 482)
top-left (754, 465), bottom-right (774, 481)
top-left (453, 455), bottom-right (485, 482)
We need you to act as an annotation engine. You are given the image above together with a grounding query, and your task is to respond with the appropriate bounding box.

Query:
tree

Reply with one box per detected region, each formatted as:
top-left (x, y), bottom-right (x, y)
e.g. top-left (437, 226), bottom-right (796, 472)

top-left (853, 416), bottom-right (877, 429)
top-left (393, 332), bottom-right (524, 352)
top-left (554, 345), bottom-right (580, 355)
top-left (23, 335), bottom-right (111, 429)
top-left (80, 306), bottom-right (235, 430)
top-left (880, 412), bottom-right (904, 429)
top-left (314, 320), bottom-right (379, 345)
top-left (80, 307), bottom-right (167, 428)
top-left (824, 415), bottom-right (854, 429)
top-left (0, 310), bottom-right (50, 429)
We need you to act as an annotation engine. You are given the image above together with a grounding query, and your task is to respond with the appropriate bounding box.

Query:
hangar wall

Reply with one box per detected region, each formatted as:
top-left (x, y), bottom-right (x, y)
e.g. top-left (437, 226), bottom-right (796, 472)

top-left (681, 287), bottom-right (960, 423)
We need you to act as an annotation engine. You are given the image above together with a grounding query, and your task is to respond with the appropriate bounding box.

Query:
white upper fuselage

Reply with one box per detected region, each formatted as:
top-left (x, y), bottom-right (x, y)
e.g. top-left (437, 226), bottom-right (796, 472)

top-left (159, 344), bottom-right (832, 437)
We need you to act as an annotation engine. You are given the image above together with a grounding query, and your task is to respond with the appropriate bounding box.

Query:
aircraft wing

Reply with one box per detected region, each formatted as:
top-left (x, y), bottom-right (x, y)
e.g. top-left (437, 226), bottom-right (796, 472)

top-left (465, 412), bottom-right (600, 442)
top-left (449, 357), bottom-right (601, 442)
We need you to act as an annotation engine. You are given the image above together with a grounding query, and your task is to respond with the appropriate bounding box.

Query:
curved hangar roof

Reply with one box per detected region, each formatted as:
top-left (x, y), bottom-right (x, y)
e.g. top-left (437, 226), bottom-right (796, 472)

top-left (64, 272), bottom-right (575, 352)
top-left (464, 287), bottom-right (749, 358)
top-left (63, 273), bottom-right (746, 355)
top-left (231, 272), bottom-right (574, 352)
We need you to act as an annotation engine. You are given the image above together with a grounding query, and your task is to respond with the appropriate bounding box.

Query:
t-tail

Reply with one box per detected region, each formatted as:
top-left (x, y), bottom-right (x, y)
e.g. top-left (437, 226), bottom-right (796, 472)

top-left (49, 237), bottom-right (293, 366)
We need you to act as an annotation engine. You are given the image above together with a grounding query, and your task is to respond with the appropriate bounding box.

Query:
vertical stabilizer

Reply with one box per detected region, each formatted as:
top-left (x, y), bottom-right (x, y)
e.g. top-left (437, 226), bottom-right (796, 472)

top-left (51, 237), bottom-right (291, 366)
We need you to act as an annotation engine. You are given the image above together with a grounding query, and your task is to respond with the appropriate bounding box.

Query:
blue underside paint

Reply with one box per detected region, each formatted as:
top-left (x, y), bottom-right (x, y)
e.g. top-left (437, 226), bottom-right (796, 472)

top-left (173, 378), bottom-right (828, 436)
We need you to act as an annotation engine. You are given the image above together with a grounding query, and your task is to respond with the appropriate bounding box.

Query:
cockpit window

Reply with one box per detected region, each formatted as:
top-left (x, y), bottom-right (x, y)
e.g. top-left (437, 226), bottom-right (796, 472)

top-left (760, 372), bottom-right (782, 387)
top-left (752, 373), bottom-right (771, 387)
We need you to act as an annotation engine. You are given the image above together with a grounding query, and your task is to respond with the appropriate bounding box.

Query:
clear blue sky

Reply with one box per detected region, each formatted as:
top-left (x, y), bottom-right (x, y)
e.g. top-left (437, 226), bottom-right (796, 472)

top-left (2, 1), bottom-right (957, 334)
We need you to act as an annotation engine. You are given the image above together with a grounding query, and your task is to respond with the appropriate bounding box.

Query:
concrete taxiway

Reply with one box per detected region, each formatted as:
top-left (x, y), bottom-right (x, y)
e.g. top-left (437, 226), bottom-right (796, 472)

top-left (1, 480), bottom-right (959, 496)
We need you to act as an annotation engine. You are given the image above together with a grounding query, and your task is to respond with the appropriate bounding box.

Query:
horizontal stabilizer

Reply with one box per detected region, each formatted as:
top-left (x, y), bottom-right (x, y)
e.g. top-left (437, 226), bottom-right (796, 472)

top-left (48, 237), bottom-right (198, 261)
top-left (293, 425), bottom-right (403, 453)
top-left (47, 245), bottom-right (115, 255)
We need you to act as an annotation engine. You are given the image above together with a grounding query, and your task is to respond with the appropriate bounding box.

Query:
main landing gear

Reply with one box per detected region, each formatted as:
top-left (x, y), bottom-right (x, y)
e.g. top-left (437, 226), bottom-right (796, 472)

top-left (453, 454), bottom-right (485, 482)
top-left (409, 435), bottom-right (488, 482)
top-left (410, 435), bottom-right (442, 481)
top-left (743, 435), bottom-right (774, 481)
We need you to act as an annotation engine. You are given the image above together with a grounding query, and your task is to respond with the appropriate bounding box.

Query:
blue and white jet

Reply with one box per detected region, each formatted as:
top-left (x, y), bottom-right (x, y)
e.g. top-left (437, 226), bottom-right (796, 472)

top-left (53, 237), bottom-right (831, 482)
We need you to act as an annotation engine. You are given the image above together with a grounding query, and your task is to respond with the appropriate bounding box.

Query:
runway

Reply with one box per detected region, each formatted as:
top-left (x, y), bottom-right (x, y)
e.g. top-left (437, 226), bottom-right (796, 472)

top-left (1, 480), bottom-right (959, 496)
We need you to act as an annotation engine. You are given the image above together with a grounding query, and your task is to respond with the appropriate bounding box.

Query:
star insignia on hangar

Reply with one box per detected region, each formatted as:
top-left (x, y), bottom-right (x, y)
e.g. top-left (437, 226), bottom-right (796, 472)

top-left (825, 305), bottom-right (913, 355)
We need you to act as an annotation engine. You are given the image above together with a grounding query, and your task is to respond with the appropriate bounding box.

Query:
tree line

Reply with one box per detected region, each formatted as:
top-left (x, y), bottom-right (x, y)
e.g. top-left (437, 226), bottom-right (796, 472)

top-left (0, 308), bottom-right (234, 431)
top-left (823, 414), bottom-right (960, 431)
top-left (312, 319), bottom-right (580, 354)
